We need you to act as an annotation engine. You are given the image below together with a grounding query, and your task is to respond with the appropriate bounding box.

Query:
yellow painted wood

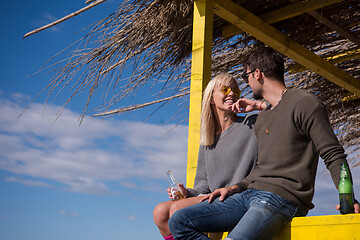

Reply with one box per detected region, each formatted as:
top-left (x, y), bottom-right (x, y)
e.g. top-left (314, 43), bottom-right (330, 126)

top-left (209, 215), bottom-right (360, 239)
top-left (341, 93), bottom-right (359, 102)
top-left (274, 214), bottom-right (360, 240)
top-left (213, 0), bottom-right (360, 96)
top-left (208, 232), bottom-right (228, 239)
top-left (288, 48), bottom-right (360, 74)
top-left (222, 0), bottom-right (344, 38)
top-left (187, 0), bottom-right (213, 188)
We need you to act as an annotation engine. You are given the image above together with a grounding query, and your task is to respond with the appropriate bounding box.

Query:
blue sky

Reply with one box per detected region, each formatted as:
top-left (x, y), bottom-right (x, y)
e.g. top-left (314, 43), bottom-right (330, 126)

top-left (0, 1), bottom-right (359, 240)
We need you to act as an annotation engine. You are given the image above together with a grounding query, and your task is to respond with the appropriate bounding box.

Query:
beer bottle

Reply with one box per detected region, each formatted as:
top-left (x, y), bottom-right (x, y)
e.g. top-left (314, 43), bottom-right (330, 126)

top-left (338, 161), bottom-right (354, 214)
top-left (166, 170), bottom-right (185, 201)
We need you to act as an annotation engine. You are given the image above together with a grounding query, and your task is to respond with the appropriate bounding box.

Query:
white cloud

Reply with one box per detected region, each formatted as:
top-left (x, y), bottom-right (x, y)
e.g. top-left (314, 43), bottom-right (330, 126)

top-left (5, 177), bottom-right (54, 188)
top-left (59, 210), bottom-right (78, 217)
top-left (127, 214), bottom-right (137, 221)
top-left (0, 94), bottom-right (188, 195)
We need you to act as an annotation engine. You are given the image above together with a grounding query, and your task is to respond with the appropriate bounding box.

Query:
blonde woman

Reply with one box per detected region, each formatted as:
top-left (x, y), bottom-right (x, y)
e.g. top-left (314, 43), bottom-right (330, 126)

top-left (153, 73), bottom-right (259, 240)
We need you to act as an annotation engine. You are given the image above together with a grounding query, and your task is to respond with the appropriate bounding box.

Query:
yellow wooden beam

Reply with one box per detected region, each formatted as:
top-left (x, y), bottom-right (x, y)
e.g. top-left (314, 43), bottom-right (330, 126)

top-left (341, 92), bottom-right (359, 102)
top-left (288, 48), bottom-right (360, 74)
top-left (213, 0), bottom-right (360, 96)
top-left (222, 0), bottom-right (344, 38)
top-left (187, 0), bottom-right (213, 188)
top-left (274, 214), bottom-right (360, 239)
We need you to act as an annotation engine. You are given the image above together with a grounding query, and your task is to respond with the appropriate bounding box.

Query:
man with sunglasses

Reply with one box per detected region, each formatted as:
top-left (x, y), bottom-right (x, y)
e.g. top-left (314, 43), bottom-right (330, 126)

top-left (169, 47), bottom-right (359, 240)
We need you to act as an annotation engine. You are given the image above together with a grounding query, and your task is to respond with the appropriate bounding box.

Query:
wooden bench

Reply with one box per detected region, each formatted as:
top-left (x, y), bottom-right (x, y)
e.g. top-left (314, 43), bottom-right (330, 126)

top-left (208, 214), bottom-right (360, 239)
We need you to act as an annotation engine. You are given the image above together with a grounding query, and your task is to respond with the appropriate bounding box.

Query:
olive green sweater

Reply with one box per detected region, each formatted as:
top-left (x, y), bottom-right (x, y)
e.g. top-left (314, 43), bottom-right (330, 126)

top-left (236, 89), bottom-right (349, 213)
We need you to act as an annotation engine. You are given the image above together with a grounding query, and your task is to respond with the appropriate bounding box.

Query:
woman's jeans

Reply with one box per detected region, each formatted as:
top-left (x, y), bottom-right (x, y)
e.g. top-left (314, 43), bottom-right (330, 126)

top-left (168, 189), bottom-right (306, 240)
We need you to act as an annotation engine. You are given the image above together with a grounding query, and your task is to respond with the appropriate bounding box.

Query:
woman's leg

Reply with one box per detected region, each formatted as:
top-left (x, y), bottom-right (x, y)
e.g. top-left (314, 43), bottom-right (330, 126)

top-left (153, 196), bottom-right (204, 237)
top-left (169, 195), bottom-right (204, 217)
top-left (153, 201), bottom-right (174, 237)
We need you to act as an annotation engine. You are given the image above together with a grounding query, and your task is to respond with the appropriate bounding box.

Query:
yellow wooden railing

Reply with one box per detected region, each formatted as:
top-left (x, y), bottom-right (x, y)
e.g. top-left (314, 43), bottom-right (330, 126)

top-left (274, 214), bottom-right (360, 240)
top-left (207, 214), bottom-right (360, 240)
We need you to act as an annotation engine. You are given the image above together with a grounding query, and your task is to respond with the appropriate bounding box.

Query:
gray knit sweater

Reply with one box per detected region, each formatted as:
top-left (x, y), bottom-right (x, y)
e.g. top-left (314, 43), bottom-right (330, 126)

top-left (187, 114), bottom-right (258, 197)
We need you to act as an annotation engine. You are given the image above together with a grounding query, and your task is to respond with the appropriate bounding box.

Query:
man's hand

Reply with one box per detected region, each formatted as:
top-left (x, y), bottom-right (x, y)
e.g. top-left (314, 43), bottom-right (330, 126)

top-left (335, 200), bottom-right (360, 213)
top-left (200, 185), bottom-right (240, 203)
top-left (232, 98), bottom-right (260, 113)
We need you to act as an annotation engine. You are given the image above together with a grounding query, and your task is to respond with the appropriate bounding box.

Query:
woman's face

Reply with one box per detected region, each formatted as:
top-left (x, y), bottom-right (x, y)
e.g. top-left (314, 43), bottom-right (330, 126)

top-left (211, 81), bottom-right (240, 112)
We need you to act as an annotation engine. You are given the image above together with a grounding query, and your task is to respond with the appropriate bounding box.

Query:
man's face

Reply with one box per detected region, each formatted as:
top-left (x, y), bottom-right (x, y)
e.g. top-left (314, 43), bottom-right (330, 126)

top-left (246, 67), bottom-right (263, 100)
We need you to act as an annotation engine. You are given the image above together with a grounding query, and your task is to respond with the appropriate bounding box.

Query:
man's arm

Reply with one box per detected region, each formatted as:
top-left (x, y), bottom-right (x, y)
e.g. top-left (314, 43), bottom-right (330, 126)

top-left (297, 95), bottom-right (359, 212)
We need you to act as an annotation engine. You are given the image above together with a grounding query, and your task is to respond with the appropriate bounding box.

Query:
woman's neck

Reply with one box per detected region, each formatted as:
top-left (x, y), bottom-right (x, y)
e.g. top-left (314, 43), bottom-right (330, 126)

top-left (215, 111), bottom-right (235, 135)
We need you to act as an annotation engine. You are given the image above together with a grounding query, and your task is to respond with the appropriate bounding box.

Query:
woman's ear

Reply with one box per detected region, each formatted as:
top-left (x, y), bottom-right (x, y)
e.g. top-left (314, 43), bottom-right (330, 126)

top-left (210, 95), bottom-right (214, 104)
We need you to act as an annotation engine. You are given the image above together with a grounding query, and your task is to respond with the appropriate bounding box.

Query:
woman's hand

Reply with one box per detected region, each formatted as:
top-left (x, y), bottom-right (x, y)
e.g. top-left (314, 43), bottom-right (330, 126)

top-left (167, 183), bottom-right (187, 200)
top-left (178, 183), bottom-right (188, 197)
top-left (232, 98), bottom-right (263, 113)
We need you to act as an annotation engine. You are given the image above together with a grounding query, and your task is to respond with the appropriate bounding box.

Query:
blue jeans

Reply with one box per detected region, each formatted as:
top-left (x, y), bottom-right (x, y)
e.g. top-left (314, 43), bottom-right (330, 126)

top-left (168, 189), bottom-right (306, 240)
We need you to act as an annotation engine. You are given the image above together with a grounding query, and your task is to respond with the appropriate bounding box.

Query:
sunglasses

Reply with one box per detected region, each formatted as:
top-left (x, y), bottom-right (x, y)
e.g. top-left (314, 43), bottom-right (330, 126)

top-left (241, 70), bottom-right (256, 83)
top-left (219, 86), bottom-right (241, 97)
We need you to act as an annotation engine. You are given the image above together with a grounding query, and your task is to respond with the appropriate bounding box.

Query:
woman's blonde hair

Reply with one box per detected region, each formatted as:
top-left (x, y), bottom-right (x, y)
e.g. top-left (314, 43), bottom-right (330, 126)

top-left (200, 73), bottom-right (239, 146)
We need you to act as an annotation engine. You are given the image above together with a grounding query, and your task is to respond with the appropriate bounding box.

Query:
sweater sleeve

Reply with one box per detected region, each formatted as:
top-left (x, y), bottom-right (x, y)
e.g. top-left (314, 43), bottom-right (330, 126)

top-left (235, 162), bottom-right (259, 192)
top-left (186, 145), bottom-right (211, 197)
top-left (296, 95), bottom-right (348, 187)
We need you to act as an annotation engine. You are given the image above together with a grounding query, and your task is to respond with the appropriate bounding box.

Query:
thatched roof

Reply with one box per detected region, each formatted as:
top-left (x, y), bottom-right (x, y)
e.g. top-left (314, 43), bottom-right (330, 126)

top-left (25, 0), bottom-right (360, 163)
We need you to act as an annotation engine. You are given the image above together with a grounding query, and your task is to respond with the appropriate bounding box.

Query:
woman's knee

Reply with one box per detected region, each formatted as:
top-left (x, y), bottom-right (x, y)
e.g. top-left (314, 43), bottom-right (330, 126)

top-left (153, 201), bottom-right (171, 225)
top-left (169, 200), bottom-right (182, 216)
top-left (169, 196), bottom-right (201, 217)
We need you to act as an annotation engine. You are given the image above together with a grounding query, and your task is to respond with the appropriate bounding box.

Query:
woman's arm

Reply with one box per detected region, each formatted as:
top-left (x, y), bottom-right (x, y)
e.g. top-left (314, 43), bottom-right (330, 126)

top-left (186, 145), bottom-right (211, 197)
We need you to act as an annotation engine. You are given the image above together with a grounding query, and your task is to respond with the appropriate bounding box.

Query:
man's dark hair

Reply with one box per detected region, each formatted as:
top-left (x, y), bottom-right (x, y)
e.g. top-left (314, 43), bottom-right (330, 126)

top-left (245, 47), bottom-right (285, 82)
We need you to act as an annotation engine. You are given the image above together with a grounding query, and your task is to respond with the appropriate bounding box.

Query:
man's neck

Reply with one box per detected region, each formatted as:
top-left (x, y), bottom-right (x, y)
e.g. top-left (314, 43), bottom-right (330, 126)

top-left (262, 81), bottom-right (287, 108)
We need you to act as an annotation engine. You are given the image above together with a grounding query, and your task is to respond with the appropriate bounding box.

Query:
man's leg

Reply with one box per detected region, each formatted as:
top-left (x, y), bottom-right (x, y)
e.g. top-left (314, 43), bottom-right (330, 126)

top-left (168, 190), bottom-right (252, 240)
top-left (226, 189), bottom-right (303, 240)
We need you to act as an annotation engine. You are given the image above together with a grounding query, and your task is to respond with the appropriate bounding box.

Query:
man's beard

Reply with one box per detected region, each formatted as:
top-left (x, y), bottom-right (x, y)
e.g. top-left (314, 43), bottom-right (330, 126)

top-left (252, 93), bottom-right (263, 100)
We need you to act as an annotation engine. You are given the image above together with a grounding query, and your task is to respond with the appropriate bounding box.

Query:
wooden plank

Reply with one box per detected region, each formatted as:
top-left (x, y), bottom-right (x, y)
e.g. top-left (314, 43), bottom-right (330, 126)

top-left (213, 0), bottom-right (360, 96)
top-left (187, 0), bottom-right (213, 188)
top-left (274, 214), bottom-right (360, 239)
top-left (222, 0), bottom-right (344, 38)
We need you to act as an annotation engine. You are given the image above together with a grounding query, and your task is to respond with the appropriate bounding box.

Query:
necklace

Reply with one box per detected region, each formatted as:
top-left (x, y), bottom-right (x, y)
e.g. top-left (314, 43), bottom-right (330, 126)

top-left (265, 87), bottom-right (288, 134)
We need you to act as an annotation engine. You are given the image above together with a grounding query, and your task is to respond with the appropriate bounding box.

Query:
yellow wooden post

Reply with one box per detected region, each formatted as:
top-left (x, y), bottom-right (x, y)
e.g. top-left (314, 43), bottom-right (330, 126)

top-left (186, 0), bottom-right (213, 188)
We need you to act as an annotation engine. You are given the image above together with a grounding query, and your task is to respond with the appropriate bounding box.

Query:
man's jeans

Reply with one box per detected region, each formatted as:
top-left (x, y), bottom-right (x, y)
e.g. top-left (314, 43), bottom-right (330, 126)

top-left (168, 189), bottom-right (306, 240)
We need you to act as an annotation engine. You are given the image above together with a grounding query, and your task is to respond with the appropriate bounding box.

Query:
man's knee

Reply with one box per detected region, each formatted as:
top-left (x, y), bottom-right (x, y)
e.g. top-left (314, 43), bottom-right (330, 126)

top-left (168, 209), bottom-right (184, 235)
